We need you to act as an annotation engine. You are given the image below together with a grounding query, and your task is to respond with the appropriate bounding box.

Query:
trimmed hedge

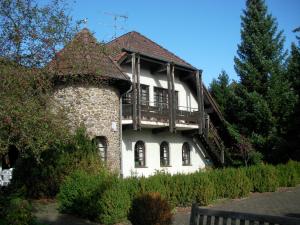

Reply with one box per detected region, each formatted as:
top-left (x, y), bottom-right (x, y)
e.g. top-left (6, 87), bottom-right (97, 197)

top-left (58, 161), bottom-right (300, 225)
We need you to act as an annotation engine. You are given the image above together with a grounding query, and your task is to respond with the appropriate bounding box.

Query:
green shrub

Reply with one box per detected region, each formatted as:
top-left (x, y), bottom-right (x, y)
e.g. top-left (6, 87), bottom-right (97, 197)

top-left (277, 161), bottom-right (299, 187)
top-left (193, 172), bottom-right (216, 205)
top-left (172, 174), bottom-right (195, 206)
top-left (129, 192), bottom-right (172, 225)
top-left (11, 127), bottom-right (103, 198)
top-left (99, 182), bottom-right (131, 225)
top-left (5, 197), bottom-right (34, 225)
top-left (246, 164), bottom-right (279, 192)
top-left (213, 168), bottom-right (251, 199)
top-left (58, 169), bottom-right (117, 220)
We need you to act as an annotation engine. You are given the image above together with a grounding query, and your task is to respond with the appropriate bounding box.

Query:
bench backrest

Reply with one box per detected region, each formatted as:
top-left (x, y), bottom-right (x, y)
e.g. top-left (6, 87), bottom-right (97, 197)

top-left (190, 203), bottom-right (300, 225)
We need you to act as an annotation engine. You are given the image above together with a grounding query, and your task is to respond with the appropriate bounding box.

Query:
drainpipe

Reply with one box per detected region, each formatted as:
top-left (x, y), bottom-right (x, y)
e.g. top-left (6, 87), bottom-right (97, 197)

top-left (119, 85), bottom-right (132, 178)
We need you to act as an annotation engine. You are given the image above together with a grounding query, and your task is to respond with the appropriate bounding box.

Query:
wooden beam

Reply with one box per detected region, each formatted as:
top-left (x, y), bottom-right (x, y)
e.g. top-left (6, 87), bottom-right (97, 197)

top-left (204, 113), bottom-right (210, 139)
top-left (180, 72), bottom-right (195, 82)
top-left (132, 53), bottom-right (137, 130)
top-left (167, 63), bottom-right (174, 133)
top-left (171, 63), bottom-right (176, 132)
top-left (136, 54), bottom-right (141, 130)
top-left (195, 70), bottom-right (204, 134)
top-left (205, 107), bottom-right (214, 114)
top-left (200, 70), bottom-right (205, 134)
top-left (151, 64), bottom-right (167, 74)
top-left (124, 57), bottom-right (132, 64)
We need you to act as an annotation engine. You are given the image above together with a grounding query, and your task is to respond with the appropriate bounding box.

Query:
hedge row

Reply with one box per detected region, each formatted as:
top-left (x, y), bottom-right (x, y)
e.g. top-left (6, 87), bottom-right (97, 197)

top-left (58, 161), bottom-right (300, 225)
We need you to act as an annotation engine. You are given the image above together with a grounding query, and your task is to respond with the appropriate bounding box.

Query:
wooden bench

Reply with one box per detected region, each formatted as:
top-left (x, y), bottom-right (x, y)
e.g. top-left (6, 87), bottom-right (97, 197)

top-left (190, 203), bottom-right (300, 225)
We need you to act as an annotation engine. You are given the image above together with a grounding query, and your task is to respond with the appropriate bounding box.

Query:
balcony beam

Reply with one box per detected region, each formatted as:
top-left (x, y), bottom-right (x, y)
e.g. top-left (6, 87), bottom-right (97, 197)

top-left (132, 53), bottom-right (137, 130)
top-left (171, 63), bottom-right (176, 132)
top-left (151, 64), bottom-right (167, 74)
top-left (195, 70), bottom-right (204, 134)
top-left (167, 63), bottom-right (174, 133)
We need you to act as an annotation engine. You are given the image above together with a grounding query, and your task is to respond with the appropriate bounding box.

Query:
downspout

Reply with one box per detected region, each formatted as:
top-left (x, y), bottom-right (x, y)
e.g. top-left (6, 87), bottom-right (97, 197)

top-left (119, 85), bottom-right (132, 178)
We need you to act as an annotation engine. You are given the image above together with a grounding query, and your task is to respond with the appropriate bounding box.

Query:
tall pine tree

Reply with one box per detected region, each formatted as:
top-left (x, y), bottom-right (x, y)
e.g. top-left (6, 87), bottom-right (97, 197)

top-left (234, 0), bottom-right (286, 95)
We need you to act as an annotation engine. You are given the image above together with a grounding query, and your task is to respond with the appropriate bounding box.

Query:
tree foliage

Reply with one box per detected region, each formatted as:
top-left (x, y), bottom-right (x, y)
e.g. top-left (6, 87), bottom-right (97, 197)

top-left (234, 0), bottom-right (286, 95)
top-left (0, 0), bottom-right (79, 160)
top-left (211, 0), bottom-right (298, 163)
top-left (0, 0), bottom-right (78, 67)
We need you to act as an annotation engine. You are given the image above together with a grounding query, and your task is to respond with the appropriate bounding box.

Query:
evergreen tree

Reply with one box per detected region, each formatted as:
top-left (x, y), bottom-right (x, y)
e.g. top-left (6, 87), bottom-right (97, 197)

top-left (283, 31), bottom-right (300, 161)
top-left (234, 0), bottom-right (286, 95)
top-left (209, 70), bottom-right (231, 114)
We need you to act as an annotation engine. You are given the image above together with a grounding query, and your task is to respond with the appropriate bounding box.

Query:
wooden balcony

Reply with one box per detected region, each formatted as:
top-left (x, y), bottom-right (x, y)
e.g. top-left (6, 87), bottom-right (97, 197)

top-left (122, 102), bottom-right (199, 125)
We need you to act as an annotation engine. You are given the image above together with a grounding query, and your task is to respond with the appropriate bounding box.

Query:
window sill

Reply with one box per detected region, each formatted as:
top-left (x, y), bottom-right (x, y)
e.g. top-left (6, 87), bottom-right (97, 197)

top-left (182, 164), bottom-right (192, 166)
top-left (135, 166), bottom-right (148, 168)
top-left (160, 165), bottom-right (172, 167)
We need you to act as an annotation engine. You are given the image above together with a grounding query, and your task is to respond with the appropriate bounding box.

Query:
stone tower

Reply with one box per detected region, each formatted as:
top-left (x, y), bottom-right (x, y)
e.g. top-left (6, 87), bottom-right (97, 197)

top-left (48, 28), bottom-right (130, 172)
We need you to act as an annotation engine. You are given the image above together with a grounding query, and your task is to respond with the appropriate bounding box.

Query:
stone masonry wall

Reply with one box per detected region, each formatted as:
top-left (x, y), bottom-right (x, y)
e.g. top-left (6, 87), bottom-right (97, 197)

top-left (52, 83), bottom-right (121, 172)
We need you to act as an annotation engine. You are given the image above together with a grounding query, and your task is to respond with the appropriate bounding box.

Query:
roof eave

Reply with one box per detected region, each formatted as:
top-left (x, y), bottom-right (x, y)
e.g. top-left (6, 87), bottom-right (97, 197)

top-left (121, 48), bottom-right (198, 72)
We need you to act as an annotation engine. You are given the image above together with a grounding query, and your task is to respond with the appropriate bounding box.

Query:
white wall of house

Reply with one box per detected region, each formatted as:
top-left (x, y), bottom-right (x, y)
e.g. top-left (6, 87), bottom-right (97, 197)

top-left (121, 129), bottom-right (207, 178)
top-left (122, 65), bottom-right (198, 111)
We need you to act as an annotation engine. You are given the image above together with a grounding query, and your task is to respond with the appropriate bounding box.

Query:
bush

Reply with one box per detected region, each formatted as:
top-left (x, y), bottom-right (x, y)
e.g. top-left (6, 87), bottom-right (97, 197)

top-left (58, 169), bottom-right (116, 220)
top-left (172, 174), bottom-right (195, 206)
top-left (277, 161), bottom-right (299, 187)
top-left (11, 127), bottom-right (103, 198)
top-left (246, 164), bottom-right (279, 192)
top-left (57, 161), bottom-right (300, 224)
top-left (5, 197), bottom-right (35, 225)
top-left (99, 182), bottom-right (131, 225)
top-left (193, 172), bottom-right (216, 205)
top-left (211, 168), bottom-right (251, 199)
top-left (129, 192), bottom-right (172, 225)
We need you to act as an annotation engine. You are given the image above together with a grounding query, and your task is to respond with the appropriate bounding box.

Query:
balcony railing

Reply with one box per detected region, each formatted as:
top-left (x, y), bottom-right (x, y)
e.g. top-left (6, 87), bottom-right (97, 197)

top-left (122, 101), bottom-right (199, 125)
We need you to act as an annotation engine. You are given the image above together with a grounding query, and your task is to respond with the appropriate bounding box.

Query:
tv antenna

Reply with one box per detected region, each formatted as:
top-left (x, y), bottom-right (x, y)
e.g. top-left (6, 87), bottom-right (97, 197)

top-left (101, 12), bottom-right (128, 39)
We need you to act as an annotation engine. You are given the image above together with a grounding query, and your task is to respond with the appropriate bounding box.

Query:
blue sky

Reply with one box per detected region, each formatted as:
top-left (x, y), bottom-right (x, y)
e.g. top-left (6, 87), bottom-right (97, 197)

top-left (67, 0), bottom-right (300, 86)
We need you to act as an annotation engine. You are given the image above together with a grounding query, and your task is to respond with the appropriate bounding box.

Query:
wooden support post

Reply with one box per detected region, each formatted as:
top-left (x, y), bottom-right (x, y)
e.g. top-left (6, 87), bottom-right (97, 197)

top-left (204, 113), bottom-right (210, 139)
top-left (196, 70), bottom-right (204, 134)
top-left (132, 53), bottom-right (137, 130)
top-left (167, 63), bottom-right (174, 133)
top-left (136, 54), bottom-right (141, 130)
top-left (200, 70), bottom-right (205, 134)
top-left (171, 63), bottom-right (176, 132)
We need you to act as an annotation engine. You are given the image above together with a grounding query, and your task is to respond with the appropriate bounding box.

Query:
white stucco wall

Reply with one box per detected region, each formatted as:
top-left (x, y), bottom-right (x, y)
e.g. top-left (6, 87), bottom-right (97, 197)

top-left (121, 129), bottom-right (207, 178)
top-left (123, 65), bottom-right (198, 111)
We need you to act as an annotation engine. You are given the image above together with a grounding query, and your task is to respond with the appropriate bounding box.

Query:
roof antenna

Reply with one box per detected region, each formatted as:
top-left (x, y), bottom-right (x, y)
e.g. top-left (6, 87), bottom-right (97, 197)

top-left (101, 12), bottom-right (128, 40)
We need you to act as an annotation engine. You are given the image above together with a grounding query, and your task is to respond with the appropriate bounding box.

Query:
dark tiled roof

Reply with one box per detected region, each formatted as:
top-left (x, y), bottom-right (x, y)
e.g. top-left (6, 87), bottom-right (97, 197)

top-left (47, 28), bottom-right (130, 82)
top-left (106, 31), bottom-right (196, 69)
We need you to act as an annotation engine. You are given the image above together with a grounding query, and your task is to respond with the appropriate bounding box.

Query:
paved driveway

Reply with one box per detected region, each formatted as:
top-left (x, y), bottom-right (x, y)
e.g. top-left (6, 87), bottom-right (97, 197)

top-left (173, 186), bottom-right (300, 225)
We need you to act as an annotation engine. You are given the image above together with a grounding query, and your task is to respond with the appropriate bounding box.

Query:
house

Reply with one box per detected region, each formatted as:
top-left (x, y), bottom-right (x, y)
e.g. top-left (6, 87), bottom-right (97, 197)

top-left (106, 31), bottom-right (226, 177)
top-left (47, 29), bottom-right (226, 178)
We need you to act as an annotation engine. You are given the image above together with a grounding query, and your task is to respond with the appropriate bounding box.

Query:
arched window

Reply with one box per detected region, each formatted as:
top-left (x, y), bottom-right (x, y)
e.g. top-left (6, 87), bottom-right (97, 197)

top-left (95, 136), bottom-right (107, 162)
top-left (182, 142), bottom-right (191, 165)
top-left (135, 140), bottom-right (145, 167)
top-left (160, 141), bottom-right (170, 166)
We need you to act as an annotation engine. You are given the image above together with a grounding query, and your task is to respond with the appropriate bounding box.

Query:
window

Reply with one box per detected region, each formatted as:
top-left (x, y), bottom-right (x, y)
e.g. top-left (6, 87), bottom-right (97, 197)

top-left (154, 87), bottom-right (168, 109)
top-left (154, 87), bottom-right (178, 109)
top-left (122, 85), bottom-right (149, 106)
top-left (134, 140), bottom-right (145, 167)
top-left (122, 91), bottom-right (132, 104)
top-left (140, 84), bottom-right (149, 106)
top-left (95, 137), bottom-right (107, 162)
top-left (182, 142), bottom-right (191, 165)
top-left (160, 141), bottom-right (170, 166)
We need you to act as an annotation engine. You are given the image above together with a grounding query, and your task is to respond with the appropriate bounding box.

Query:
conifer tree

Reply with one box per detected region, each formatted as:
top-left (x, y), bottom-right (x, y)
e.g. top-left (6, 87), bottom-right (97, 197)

top-left (234, 0), bottom-right (286, 95)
